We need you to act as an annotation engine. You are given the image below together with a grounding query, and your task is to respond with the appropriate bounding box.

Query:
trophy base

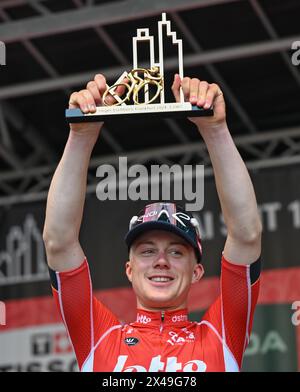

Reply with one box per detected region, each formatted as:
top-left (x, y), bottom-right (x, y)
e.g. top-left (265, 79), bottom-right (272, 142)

top-left (65, 102), bottom-right (213, 123)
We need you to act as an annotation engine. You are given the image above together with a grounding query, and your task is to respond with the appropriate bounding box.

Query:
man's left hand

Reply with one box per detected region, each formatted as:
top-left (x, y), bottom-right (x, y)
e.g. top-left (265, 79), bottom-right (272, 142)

top-left (171, 74), bottom-right (226, 130)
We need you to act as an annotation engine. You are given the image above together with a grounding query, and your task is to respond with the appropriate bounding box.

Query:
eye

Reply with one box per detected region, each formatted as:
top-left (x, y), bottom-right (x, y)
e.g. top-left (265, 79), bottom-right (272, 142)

top-left (141, 248), bottom-right (156, 255)
top-left (169, 249), bottom-right (183, 256)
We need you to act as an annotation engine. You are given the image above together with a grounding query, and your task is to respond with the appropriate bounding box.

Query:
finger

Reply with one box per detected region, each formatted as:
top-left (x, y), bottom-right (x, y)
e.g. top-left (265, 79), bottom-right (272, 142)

top-left (171, 74), bottom-right (181, 103)
top-left (189, 78), bottom-right (200, 105)
top-left (69, 91), bottom-right (90, 113)
top-left (87, 81), bottom-right (102, 106)
top-left (69, 92), bottom-right (79, 109)
top-left (204, 83), bottom-right (220, 109)
top-left (181, 77), bottom-right (190, 102)
top-left (94, 74), bottom-right (107, 100)
top-left (82, 90), bottom-right (97, 112)
top-left (197, 81), bottom-right (209, 107)
top-left (104, 84), bottom-right (124, 105)
top-left (105, 78), bottom-right (129, 105)
top-left (114, 78), bottom-right (128, 97)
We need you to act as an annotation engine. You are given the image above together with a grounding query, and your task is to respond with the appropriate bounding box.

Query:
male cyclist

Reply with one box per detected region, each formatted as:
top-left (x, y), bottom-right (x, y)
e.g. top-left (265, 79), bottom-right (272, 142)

top-left (43, 74), bottom-right (262, 372)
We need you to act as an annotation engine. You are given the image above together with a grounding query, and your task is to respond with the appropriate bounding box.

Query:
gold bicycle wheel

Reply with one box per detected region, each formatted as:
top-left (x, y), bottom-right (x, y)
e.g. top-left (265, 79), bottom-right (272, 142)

top-left (133, 79), bottom-right (163, 105)
top-left (102, 82), bottom-right (132, 106)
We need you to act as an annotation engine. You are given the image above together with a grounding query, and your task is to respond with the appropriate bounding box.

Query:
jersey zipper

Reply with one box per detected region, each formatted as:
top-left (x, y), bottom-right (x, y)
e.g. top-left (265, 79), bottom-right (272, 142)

top-left (160, 310), bottom-right (165, 333)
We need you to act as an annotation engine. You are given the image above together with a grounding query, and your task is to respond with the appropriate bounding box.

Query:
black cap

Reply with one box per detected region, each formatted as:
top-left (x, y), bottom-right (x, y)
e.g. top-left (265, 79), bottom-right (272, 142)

top-left (125, 202), bottom-right (202, 262)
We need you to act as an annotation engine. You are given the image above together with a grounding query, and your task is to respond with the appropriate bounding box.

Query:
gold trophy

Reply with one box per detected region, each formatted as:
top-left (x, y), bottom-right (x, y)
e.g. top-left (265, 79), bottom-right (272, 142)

top-left (66, 13), bottom-right (213, 123)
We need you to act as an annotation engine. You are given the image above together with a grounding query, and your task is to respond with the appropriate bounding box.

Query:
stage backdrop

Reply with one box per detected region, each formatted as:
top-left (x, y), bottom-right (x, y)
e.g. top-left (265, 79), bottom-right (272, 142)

top-left (0, 165), bottom-right (300, 372)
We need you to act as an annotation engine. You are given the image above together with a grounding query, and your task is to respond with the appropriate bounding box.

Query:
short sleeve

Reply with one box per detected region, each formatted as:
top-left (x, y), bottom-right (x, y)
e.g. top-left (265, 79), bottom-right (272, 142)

top-left (49, 259), bottom-right (120, 370)
top-left (201, 255), bottom-right (261, 369)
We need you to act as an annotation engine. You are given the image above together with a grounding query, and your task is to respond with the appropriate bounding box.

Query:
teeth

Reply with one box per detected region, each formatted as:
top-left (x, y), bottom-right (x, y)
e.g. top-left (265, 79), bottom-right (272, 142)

top-left (150, 277), bottom-right (172, 282)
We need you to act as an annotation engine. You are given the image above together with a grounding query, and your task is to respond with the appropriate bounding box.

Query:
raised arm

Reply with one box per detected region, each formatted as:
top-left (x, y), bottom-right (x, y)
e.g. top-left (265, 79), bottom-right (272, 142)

top-left (172, 75), bottom-right (262, 265)
top-left (43, 74), bottom-right (117, 271)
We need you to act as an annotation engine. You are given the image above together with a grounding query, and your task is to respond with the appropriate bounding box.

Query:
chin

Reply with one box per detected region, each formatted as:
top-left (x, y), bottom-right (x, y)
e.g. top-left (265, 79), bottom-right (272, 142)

top-left (144, 293), bottom-right (178, 308)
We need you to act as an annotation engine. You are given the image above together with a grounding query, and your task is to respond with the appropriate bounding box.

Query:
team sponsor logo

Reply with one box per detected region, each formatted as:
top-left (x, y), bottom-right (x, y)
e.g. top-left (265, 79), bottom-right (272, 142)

top-left (136, 314), bottom-right (151, 324)
top-left (113, 354), bottom-right (207, 372)
top-left (124, 337), bottom-right (139, 346)
top-left (167, 329), bottom-right (195, 346)
top-left (171, 314), bottom-right (188, 323)
top-left (140, 210), bottom-right (191, 227)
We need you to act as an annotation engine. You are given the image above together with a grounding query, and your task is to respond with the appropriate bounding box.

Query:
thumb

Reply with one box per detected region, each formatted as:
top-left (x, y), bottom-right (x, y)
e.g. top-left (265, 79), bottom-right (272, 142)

top-left (171, 74), bottom-right (181, 103)
top-left (212, 91), bottom-right (226, 116)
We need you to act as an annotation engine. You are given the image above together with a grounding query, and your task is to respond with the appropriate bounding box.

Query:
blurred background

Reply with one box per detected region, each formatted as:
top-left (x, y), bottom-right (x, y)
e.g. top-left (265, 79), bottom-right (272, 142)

top-left (0, 0), bottom-right (300, 372)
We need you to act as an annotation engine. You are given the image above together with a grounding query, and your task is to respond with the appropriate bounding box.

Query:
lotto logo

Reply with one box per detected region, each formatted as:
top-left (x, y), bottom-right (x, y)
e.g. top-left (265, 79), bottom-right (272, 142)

top-left (136, 314), bottom-right (151, 324)
top-left (113, 354), bottom-right (207, 372)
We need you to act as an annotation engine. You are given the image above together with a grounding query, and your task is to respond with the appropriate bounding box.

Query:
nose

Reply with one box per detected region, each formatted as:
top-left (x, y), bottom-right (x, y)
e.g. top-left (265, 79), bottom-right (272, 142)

top-left (153, 250), bottom-right (171, 269)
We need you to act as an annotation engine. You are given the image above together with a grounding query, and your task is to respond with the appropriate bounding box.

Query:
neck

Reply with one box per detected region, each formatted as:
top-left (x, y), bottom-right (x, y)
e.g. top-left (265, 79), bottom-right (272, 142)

top-left (137, 305), bottom-right (187, 312)
top-left (136, 300), bottom-right (188, 313)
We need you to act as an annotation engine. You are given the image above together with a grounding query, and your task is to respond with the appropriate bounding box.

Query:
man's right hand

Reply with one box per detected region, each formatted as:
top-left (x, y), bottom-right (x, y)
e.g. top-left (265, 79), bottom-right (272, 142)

top-left (68, 73), bottom-right (126, 135)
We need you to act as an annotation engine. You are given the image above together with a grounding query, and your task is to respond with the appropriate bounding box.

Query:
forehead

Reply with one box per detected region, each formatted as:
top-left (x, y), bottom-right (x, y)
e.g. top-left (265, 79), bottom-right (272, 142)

top-left (133, 230), bottom-right (189, 247)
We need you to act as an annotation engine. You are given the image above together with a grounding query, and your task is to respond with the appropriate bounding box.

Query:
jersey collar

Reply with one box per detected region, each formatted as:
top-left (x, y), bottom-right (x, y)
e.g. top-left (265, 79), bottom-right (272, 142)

top-left (133, 308), bottom-right (189, 328)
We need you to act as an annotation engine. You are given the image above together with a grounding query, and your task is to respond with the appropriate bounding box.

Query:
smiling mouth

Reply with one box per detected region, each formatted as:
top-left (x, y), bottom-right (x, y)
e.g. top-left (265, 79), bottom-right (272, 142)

top-left (148, 276), bottom-right (174, 283)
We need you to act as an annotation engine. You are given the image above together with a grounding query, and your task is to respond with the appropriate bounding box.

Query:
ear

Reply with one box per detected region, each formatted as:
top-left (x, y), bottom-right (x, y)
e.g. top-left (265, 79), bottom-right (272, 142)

top-left (125, 260), bottom-right (132, 283)
top-left (192, 263), bottom-right (204, 284)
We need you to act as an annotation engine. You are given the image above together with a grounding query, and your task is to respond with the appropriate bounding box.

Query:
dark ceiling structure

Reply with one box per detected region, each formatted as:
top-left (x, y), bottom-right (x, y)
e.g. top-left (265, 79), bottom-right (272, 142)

top-left (0, 0), bottom-right (300, 206)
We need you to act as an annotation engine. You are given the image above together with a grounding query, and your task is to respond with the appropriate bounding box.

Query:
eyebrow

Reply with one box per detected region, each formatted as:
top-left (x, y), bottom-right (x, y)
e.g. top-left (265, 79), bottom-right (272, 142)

top-left (134, 240), bottom-right (155, 248)
top-left (134, 240), bottom-right (189, 248)
top-left (169, 241), bottom-right (189, 248)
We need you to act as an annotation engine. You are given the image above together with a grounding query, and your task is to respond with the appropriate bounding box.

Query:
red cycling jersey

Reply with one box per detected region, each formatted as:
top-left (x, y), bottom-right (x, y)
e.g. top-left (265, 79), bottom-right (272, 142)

top-left (49, 255), bottom-right (260, 372)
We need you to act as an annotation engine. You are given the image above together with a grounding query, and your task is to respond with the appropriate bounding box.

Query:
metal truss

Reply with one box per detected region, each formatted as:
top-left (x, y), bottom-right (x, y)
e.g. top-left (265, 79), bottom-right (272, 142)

top-left (170, 11), bottom-right (257, 134)
top-left (0, 0), bottom-right (240, 42)
top-left (0, 0), bottom-right (300, 207)
top-left (0, 125), bottom-right (300, 206)
top-left (0, 0), bottom-right (194, 166)
top-left (0, 34), bottom-right (299, 100)
top-left (249, 0), bottom-right (300, 87)
top-left (0, 0), bottom-right (299, 101)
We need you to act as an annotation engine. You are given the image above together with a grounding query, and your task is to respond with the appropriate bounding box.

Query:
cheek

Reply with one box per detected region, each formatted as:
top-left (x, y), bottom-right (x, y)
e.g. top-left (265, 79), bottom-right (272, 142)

top-left (179, 267), bottom-right (194, 284)
top-left (130, 266), bottom-right (146, 286)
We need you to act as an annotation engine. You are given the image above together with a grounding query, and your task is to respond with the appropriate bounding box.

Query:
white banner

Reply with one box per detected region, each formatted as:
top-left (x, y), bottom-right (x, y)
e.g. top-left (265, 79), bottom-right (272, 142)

top-left (0, 324), bottom-right (78, 372)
